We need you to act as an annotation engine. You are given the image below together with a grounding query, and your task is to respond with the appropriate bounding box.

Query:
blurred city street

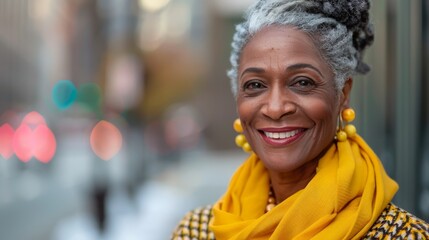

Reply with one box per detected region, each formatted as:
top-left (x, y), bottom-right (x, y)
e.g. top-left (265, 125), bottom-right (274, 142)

top-left (52, 149), bottom-right (245, 240)
top-left (1, 149), bottom-right (245, 240)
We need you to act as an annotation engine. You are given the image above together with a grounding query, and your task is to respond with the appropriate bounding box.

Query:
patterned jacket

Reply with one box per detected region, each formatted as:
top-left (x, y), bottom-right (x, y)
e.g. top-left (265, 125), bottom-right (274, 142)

top-left (172, 203), bottom-right (429, 239)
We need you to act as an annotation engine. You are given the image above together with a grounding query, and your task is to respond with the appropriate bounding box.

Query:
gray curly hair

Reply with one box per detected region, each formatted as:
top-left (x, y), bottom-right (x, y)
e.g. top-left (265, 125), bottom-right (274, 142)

top-left (228, 0), bottom-right (374, 96)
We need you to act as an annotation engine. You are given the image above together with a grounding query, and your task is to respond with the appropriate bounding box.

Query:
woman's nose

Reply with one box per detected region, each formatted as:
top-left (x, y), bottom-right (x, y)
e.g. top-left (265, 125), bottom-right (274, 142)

top-left (261, 89), bottom-right (297, 120)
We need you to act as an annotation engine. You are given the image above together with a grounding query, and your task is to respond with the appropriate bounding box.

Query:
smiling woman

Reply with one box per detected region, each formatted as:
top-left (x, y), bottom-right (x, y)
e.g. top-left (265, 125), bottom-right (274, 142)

top-left (172, 0), bottom-right (429, 239)
top-left (237, 26), bottom-right (342, 183)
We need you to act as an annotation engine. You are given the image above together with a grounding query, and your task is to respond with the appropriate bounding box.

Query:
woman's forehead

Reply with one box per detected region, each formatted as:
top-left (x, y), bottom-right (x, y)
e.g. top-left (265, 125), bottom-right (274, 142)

top-left (239, 26), bottom-right (331, 74)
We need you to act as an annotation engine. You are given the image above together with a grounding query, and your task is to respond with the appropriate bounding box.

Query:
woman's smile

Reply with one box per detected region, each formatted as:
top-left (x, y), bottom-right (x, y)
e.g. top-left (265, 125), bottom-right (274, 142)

top-left (259, 127), bottom-right (306, 146)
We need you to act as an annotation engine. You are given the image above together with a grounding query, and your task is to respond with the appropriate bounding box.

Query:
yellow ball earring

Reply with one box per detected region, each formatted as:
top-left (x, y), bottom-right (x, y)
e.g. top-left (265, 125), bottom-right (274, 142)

top-left (336, 108), bottom-right (357, 142)
top-left (233, 118), bottom-right (252, 153)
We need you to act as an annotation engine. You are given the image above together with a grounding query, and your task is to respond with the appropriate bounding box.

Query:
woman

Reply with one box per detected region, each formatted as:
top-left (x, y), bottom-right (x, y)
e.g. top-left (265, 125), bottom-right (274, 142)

top-left (172, 0), bottom-right (429, 239)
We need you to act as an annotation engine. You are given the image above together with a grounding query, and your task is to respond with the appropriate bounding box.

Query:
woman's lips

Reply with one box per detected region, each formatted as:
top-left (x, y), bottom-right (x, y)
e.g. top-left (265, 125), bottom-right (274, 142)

top-left (259, 128), bottom-right (306, 146)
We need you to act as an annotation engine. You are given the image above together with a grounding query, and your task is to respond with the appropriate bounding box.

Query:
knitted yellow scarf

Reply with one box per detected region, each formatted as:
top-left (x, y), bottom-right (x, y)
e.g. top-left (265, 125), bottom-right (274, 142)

top-left (210, 135), bottom-right (398, 239)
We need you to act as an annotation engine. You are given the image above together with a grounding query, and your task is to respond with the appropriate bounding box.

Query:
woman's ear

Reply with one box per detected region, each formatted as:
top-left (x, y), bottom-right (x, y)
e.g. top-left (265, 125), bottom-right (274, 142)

top-left (340, 78), bottom-right (353, 109)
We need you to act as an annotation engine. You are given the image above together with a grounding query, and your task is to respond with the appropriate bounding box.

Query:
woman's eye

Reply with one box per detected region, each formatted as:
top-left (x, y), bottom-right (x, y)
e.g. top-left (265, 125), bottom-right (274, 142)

top-left (244, 81), bottom-right (265, 90)
top-left (293, 78), bottom-right (315, 89)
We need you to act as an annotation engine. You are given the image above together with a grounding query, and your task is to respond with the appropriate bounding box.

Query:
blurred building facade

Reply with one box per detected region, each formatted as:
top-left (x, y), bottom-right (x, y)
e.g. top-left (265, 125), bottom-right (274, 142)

top-left (0, 0), bottom-right (428, 239)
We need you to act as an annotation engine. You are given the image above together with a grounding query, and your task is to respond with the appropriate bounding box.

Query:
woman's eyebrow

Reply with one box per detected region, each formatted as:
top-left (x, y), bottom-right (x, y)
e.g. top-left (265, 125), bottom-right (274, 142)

top-left (240, 67), bottom-right (265, 78)
top-left (286, 63), bottom-right (324, 78)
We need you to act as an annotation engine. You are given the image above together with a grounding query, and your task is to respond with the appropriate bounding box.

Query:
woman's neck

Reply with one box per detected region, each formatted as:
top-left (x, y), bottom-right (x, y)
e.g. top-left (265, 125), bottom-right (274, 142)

top-left (268, 159), bottom-right (318, 203)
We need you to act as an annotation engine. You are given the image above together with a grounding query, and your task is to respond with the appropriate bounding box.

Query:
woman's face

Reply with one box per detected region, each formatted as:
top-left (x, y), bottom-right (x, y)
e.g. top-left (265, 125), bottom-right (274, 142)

top-left (237, 26), bottom-right (350, 173)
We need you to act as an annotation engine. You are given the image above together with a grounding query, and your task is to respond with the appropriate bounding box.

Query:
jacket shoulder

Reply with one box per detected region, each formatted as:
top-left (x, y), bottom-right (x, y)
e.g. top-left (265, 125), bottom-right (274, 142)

top-left (363, 203), bottom-right (429, 239)
top-left (171, 205), bottom-right (215, 240)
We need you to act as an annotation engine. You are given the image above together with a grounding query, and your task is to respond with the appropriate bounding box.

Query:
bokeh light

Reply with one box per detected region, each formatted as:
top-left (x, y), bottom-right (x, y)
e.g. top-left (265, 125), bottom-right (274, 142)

top-left (21, 111), bottom-right (47, 126)
top-left (13, 124), bottom-right (34, 162)
top-left (76, 83), bottom-right (102, 113)
top-left (90, 120), bottom-right (123, 160)
top-left (32, 124), bottom-right (56, 163)
top-left (52, 80), bottom-right (77, 110)
top-left (0, 123), bottom-right (15, 159)
top-left (12, 111), bottom-right (57, 163)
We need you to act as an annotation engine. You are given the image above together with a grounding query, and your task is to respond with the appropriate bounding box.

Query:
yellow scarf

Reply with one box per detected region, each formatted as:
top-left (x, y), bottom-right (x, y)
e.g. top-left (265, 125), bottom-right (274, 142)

top-left (210, 135), bottom-right (398, 239)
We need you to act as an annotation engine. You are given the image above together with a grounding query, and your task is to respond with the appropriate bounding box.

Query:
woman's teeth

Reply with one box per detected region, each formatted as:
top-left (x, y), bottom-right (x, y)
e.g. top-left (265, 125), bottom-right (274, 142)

top-left (264, 130), bottom-right (300, 139)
